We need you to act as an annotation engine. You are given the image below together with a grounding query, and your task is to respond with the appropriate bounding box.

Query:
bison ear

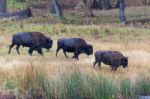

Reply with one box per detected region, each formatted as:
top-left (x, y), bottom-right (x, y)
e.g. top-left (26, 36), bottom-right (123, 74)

top-left (121, 57), bottom-right (125, 61)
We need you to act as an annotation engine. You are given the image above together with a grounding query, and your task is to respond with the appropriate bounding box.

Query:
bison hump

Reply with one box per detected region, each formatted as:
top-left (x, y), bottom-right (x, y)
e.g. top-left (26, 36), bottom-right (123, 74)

top-left (13, 32), bottom-right (32, 43)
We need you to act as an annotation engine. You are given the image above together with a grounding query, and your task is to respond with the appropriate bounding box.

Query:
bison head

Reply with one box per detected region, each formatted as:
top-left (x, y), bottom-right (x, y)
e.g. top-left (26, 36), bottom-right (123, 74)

top-left (44, 38), bottom-right (53, 50)
top-left (83, 44), bottom-right (93, 56)
top-left (121, 57), bottom-right (128, 68)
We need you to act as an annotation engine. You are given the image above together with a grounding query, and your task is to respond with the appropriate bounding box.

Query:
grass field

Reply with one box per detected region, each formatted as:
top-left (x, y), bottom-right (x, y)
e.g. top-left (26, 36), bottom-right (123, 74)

top-left (0, 22), bottom-right (150, 98)
top-left (0, 1), bottom-right (150, 98)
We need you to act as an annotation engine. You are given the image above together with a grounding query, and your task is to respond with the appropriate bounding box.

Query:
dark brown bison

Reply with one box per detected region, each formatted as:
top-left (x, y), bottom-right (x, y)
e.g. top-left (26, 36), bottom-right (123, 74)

top-left (56, 38), bottom-right (93, 60)
top-left (93, 50), bottom-right (128, 71)
top-left (8, 32), bottom-right (53, 56)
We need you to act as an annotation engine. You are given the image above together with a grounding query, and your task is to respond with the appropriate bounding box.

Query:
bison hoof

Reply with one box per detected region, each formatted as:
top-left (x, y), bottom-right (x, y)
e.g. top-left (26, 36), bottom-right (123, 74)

top-left (72, 56), bottom-right (75, 58)
top-left (72, 56), bottom-right (79, 60)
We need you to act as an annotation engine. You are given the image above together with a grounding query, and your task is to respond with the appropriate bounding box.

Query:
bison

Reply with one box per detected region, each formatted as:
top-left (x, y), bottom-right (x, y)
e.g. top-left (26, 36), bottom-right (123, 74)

top-left (93, 50), bottom-right (128, 71)
top-left (8, 32), bottom-right (53, 56)
top-left (56, 38), bottom-right (93, 60)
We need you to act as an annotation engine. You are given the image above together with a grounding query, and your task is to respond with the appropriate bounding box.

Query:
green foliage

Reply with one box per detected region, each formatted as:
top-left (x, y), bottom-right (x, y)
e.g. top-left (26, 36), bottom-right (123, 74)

top-left (36, 72), bottom-right (56, 99)
top-left (63, 72), bottom-right (90, 99)
top-left (136, 78), bottom-right (150, 95)
top-left (1, 21), bottom-right (149, 44)
top-left (120, 78), bottom-right (137, 99)
top-left (2, 65), bottom-right (150, 99)
top-left (7, 0), bottom-right (29, 11)
top-left (119, 78), bottom-right (150, 99)
top-left (88, 75), bottom-right (116, 99)
top-left (4, 77), bottom-right (17, 89)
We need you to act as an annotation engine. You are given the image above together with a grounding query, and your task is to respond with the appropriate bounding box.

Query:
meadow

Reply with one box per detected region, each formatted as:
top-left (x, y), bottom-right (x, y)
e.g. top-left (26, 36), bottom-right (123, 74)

top-left (0, 1), bottom-right (150, 99)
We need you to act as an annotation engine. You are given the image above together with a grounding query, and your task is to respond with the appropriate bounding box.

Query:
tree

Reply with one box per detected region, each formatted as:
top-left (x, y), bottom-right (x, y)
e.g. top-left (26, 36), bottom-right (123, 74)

top-left (51, 0), bottom-right (63, 18)
top-left (92, 0), bottom-right (111, 9)
top-left (16, 0), bottom-right (25, 2)
top-left (0, 0), bottom-right (32, 19)
top-left (101, 0), bottom-right (107, 9)
top-left (119, 0), bottom-right (126, 22)
top-left (83, 0), bottom-right (94, 17)
top-left (50, 0), bottom-right (55, 13)
top-left (92, 0), bottom-right (98, 8)
top-left (0, 0), bottom-right (6, 14)
top-left (106, 0), bottom-right (111, 9)
top-left (0, 7), bottom-right (32, 19)
top-left (115, 0), bottom-right (119, 8)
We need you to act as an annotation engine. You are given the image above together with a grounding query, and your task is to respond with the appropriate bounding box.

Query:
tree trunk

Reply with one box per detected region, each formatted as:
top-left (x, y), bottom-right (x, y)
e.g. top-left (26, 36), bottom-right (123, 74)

top-left (83, 0), bottom-right (94, 17)
top-left (101, 0), bottom-right (107, 9)
top-left (92, 0), bottom-right (98, 9)
top-left (16, 0), bottom-right (25, 2)
top-left (86, 8), bottom-right (94, 17)
top-left (93, 0), bottom-right (111, 9)
top-left (97, 0), bottom-right (102, 9)
top-left (50, 0), bottom-right (55, 13)
top-left (119, 0), bottom-right (126, 22)
top-left (0, 0), bottom-right (6, 14)
top-left (51, 0), bottom-right (63, 18)
top-left (115, 0), bottom-right (120, 8)
top-left (106, 0), bottom-right (111, 9)
top-left (0, 7), bottom-right (32, 19)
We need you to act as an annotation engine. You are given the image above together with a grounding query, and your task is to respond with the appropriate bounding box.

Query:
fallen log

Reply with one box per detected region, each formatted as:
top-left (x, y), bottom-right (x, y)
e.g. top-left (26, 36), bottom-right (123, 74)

top-left (0, 7), bottom-right (32, 19)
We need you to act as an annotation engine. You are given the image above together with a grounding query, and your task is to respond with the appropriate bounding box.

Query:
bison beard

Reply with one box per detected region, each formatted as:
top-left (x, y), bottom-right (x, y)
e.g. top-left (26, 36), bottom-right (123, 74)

top-left (8, 32), bottom-right (53, 56)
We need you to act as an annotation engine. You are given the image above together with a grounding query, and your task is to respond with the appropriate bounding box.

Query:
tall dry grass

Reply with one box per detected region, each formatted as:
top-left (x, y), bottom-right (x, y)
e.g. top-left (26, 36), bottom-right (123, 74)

top-left (0, 63), bottom-right (149, 99)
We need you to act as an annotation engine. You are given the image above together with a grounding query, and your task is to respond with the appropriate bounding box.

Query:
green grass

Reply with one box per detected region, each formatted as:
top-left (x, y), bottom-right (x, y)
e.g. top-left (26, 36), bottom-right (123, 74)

top-left (87, 74), bottom-right (116, 99)
top-left (137, 78), bottom-right (150, 96)
top-left (5, 0), bottom-right (150, 25)
top-left (2, 65), bottom-right (149, 99)
top-left (36, 72), bottom-right (58, 99)
top-left (119, 78), bottom-right (137, 99)
top-left (0, 22), bottom-right (149, 45)
top-left (4, 77), bottom-right (17, 89)
top-left (0, 2), bottom-right (150, 98)
top-left (7, 0), bottom-right (29, 12)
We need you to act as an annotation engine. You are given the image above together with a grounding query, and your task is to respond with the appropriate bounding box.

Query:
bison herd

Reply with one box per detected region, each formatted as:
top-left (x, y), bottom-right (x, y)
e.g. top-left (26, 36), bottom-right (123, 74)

top-left (8, 32), bottom-right (128, 71)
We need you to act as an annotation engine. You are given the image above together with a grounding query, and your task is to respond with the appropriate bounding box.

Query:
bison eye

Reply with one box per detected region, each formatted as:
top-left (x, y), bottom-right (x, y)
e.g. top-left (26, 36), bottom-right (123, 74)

top-left (45, 39), bottom-right (50, 43)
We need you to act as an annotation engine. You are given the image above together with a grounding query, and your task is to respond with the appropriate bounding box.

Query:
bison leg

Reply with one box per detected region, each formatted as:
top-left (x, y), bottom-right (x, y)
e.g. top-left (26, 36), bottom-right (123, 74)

top-left (114, 67), bottom-right (118, 71)
top-left (63, 50), bottom-right (68, 58)
top-left (72, 51), bottom-right (79, 60)
top-left (98, 62), bottom-right (101, 68)
top-left (8, 43), bottom-right (15, 54)
top-left (37, 49), bottom-right (44, 56)
top-left (93, 61), bottom-right (101, 68)
top-left (16, 45), bottom-right (20, 55)
top-left (111, 66), bottom-right (117, 71)
top-left (72, 56), bottom-right (79, 60)
top-left (93, 61), bottom-right (97, 68)
top-left (111, 67), bottom-right (114, 71)
top-left (56, 47), bottom-right (61, 57)
top-left (28, 48), bottom-right (33, 56)
top-left (76, 56), bottom-right (79, 60)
